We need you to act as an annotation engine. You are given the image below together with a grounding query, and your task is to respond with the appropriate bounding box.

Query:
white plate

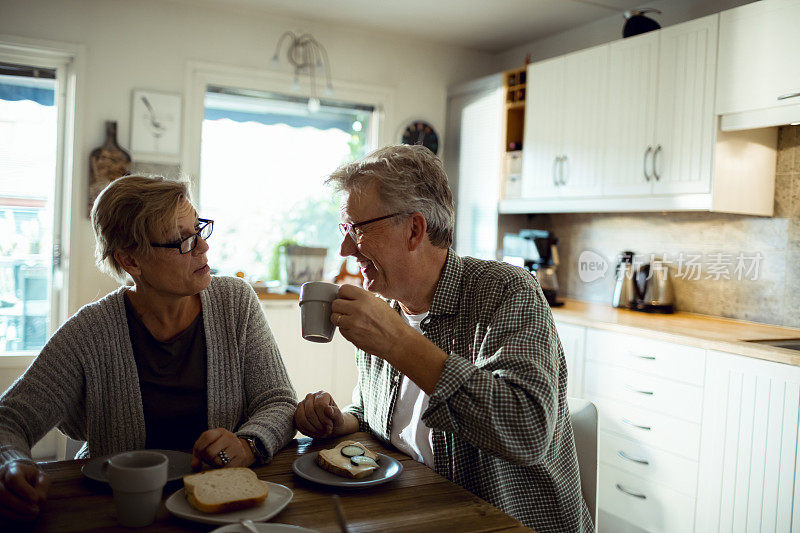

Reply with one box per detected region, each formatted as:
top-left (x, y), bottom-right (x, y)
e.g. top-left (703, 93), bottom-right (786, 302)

top-left (292, 452), bottom-right (403, 488)
top-left (81, 449), bottom-right (193, 483)
top-left (211, 524), bottom-right (317, 533)
top-left (165, 483), bottom-right (293, 525)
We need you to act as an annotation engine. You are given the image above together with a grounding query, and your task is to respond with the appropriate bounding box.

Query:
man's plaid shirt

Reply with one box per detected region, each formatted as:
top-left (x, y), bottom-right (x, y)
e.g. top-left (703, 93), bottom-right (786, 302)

top-left (343, 250), bottom-right (593, 532)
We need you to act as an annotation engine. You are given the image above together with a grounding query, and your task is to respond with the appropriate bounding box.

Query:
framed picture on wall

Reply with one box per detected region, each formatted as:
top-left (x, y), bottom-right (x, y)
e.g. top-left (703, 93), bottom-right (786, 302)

top-left (130, 89), bottom-right (182, 162)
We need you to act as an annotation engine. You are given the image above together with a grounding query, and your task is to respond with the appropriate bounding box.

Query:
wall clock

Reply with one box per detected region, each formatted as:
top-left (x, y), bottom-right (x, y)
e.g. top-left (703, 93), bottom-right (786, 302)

top-left (400, 120), bottom-right (439, 155)
top-left (130, 89), bottom-right (182, 162)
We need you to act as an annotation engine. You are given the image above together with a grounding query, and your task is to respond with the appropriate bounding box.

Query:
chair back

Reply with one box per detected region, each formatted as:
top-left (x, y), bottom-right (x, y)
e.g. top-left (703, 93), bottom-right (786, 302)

top-left (568, 397), bottom-right (598, 527)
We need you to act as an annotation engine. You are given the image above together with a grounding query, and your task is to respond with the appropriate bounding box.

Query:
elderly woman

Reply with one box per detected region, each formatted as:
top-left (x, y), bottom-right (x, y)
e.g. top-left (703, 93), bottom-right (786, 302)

top-left (0, 175), bottom-right (296, 521)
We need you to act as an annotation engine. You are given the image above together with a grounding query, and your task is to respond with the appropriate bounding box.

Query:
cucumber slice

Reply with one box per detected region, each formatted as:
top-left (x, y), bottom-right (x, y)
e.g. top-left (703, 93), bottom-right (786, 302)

top-left (350, 455), bottom-right (378, 468)
top-left (340, 445), bottom-right (365, 458)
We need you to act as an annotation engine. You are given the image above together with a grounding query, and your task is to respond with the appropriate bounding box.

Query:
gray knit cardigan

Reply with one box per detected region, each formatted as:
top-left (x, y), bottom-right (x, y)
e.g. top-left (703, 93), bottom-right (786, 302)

top-left (0, 276), bottom-right (297, 467)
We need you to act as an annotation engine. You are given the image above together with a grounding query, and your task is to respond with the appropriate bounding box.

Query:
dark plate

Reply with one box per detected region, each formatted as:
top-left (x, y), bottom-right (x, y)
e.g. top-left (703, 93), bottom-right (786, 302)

top-left (292, 452), bottom-right (402, 488)
top-left (81, 449), bottom-right (193, 483)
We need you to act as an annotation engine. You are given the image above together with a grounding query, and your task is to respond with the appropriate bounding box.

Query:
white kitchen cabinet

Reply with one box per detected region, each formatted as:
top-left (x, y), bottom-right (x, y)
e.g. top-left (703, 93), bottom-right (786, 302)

top-left (261, 300), bottom-right (358, 407)
top-left (602, 32), bottom-right (659, 197)
top-left (554, 321), bottom-right (585, 398)
top-left (560, 46), bottom-right (608, 197)
top-left (583, 328), bottom-right (704, 533)
top-left (717, 0), bottom-right (800, 129)
top-left (695, 350), bottom-right (800, 533)
top-left (651, 15), bottom-right (717, 195)
top-left (521, 45), bottom-right (607, 199)
top-left (604, 15), bottom-right (717, 196)
top-left (521, 56), bottom-right (564, 199)
top-left (501, 12), bottom-right (775, 216)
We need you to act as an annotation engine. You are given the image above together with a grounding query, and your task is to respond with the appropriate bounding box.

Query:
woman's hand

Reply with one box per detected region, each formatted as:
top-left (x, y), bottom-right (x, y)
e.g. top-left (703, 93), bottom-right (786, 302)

top-left (294, 391), bottom-right (358, 438)
top-left (191, 428), bottom-right (254, 469)
top-left (0, 460), bottom-right (51, 521)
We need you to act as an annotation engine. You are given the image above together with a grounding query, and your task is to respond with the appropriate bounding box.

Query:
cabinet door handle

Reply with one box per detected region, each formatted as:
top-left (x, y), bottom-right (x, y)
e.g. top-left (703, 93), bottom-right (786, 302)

top-left (617, 450), bottom-right (650, 465)
top-left (777, 91), bottom-right (800, 101)
top-left (628, 351), bottom-right (656, 361)
top-left (653, 145), bottom-right (662, 181)
top-left (560, 155), bottom-right (568, 185)
top-left (616, 483), bottom-right (647, 499)
top-left (621, 417), bottom-right (652, 431)
top-left (624, 384), bottom-right (654, 396)
top-left (552, 156), bottom-right (561, 186)
top-left (643, 146), bottom-right (653, 181)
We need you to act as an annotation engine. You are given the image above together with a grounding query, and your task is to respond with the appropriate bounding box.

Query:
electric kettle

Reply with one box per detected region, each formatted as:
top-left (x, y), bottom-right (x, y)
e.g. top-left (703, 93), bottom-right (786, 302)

top-left (635, 260), bottom-right (674, 313)
top-left (612, 251), bottom-right (637, 309)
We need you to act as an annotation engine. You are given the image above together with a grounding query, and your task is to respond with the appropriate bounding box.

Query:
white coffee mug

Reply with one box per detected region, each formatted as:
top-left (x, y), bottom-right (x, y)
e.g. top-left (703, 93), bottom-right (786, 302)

top-left (299, 281), bottom-right (340, 343)
top-left (105, 451), bottom-right (168, 527)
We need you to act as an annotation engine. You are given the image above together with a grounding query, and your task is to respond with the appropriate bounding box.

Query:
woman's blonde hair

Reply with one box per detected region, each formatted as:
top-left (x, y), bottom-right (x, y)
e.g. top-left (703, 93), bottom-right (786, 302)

top-left (90, 174), bottom-right (192, 283)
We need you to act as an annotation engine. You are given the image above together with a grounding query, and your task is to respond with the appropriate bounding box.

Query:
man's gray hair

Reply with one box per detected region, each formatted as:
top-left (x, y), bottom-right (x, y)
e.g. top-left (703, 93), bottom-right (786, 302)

top-left (325, 144), bottom-right (454, 248)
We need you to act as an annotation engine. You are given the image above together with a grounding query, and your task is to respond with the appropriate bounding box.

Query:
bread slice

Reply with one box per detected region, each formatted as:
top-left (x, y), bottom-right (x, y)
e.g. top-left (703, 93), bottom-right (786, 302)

top-left (316, 440), bottom-right (380, 479)
top-left (183, 467), bottom-right (268, 514)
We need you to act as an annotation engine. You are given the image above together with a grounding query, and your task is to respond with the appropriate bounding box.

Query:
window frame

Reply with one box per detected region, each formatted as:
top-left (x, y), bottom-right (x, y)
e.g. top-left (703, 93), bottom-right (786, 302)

top-left (183, 60), bottom-right (395, 208)
top-left (0, 34), bottom-right (84, 353)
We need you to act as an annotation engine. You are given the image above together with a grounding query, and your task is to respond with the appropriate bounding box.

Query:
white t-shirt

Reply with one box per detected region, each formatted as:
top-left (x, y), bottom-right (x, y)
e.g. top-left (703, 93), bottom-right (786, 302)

top-left (389, 310), bottom-right (435, 467)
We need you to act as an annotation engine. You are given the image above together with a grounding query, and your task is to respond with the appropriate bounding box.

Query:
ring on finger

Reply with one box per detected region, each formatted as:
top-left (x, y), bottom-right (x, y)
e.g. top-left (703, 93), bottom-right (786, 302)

top-left (335, 313), bottom-right (342, 327)
top-left (218, 449), bottom-right (231, 465)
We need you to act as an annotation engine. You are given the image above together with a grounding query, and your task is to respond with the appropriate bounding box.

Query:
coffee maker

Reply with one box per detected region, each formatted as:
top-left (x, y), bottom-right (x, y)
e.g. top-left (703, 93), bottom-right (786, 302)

top-left (502, 230), bottom-right (563, 307)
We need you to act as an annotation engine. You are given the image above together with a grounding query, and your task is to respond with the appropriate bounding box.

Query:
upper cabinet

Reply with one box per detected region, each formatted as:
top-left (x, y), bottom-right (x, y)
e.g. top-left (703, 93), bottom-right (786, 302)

top-left (717, 0), bottom-right (800, 130)
top-left (604, 16), bottom-right (717, 197)
top-left (602, 32), bottom-right (659, 197)
top-left (652, 16), bottom-right (718, 195)
top-left (522, 46), bottom-right (607, 199)
top-left (501, 14), bottom-right (778, 216)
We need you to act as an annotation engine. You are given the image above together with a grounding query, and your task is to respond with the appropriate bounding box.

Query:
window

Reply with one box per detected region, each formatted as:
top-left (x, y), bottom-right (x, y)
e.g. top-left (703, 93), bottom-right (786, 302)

top-left (0, 63), bottom-right (57, 355)
top-left (199, 86), bottom-right (374, 282)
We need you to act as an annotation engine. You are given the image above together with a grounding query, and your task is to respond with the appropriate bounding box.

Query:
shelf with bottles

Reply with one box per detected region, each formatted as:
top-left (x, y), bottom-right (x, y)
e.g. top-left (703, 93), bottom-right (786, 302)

top-left (504, 67), bottom-right (527, 107)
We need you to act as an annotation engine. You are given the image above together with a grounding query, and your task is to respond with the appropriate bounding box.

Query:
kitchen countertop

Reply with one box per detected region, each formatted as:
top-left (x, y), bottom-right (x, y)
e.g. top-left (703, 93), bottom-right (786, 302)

top-left (551, 299), bottom-right (800, 367)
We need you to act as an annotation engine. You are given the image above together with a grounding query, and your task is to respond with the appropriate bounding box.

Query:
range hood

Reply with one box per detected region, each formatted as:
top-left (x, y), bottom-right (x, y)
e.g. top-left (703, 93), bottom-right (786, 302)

top-left (721, 100), bottom-right (800, 132)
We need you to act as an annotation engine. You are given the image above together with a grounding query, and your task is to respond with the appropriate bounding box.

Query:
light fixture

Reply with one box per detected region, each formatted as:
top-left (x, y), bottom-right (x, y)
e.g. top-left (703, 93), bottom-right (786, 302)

top-left (269, 31), bottom-right (334, 112)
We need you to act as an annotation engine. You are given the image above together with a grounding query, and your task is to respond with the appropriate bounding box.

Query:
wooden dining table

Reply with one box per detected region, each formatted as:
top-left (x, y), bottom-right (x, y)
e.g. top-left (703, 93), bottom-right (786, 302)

top-left (20, 432), bottom-right (530, 532)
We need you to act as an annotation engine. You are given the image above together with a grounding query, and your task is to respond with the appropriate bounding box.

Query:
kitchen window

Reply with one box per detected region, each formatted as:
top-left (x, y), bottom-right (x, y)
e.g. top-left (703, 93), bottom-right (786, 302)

top-left (199, 86), bottom-right (375, 282)
top-left (0, 63), bottom-right (60, 355)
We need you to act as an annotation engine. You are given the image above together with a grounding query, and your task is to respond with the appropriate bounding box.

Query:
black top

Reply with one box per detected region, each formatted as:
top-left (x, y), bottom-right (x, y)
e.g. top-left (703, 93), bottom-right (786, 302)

top-left (124, 294), bottom-right (208, 451)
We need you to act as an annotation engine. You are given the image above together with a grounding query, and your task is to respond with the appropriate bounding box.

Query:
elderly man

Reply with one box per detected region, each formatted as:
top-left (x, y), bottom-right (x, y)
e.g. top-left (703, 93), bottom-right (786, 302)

top-left (294, 145), bottom-right (592, 532)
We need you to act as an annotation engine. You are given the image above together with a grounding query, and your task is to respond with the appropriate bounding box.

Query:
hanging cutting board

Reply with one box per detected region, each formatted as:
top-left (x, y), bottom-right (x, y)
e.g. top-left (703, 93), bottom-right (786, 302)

top-left (88, 120), bottom-right (131, 215)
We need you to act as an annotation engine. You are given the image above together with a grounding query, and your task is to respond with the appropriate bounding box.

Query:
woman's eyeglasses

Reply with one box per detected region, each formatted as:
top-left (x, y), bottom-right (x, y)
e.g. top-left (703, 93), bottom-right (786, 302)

top-left (151, 218), bottom-right (214, 254)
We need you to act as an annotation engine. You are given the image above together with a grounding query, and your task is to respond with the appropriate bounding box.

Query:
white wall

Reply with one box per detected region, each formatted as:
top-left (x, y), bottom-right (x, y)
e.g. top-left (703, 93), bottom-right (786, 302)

top-left (0, 0), bottom-right (495, 316)
top-left (494, 0), bottom-right (755, 70)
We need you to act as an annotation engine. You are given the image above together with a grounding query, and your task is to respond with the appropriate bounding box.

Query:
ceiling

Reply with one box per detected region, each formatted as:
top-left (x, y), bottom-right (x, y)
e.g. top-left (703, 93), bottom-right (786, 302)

top-left (192, 0), bottom-right (652, 53)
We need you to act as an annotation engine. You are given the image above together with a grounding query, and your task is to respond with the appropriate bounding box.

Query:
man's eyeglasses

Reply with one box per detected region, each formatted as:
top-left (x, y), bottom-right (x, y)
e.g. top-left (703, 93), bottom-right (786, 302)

top-left (151, 218), bottom-right (214, 254)
top-left (338, 212), bottom-right (404, 243)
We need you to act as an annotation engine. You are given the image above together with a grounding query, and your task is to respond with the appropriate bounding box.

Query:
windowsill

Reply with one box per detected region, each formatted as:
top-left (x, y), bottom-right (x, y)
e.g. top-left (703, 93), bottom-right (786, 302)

top-left (0, 352), bottom-right (37, 367)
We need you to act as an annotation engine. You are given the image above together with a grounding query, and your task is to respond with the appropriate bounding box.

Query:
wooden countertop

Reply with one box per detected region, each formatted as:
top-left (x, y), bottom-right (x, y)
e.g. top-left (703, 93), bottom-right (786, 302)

top-left (31, 432), bottom-right (528, 532)
top-left (257, 291), bottom-right (300, 301)
top-left (551, 299), bottom-right (800, 367)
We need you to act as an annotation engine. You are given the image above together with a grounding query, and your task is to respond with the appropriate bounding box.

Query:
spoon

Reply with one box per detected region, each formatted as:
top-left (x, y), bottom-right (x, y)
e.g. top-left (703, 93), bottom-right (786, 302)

top-left (240, 519), bottom-right (259, 533)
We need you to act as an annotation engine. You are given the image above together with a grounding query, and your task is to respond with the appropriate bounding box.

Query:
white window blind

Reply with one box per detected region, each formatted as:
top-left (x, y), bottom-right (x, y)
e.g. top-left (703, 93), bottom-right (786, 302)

top-left (454, 87), bottom-right (503, 259)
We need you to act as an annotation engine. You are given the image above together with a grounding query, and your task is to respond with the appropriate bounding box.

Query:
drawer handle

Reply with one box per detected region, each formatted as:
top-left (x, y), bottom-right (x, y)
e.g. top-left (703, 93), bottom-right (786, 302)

top-left (618, 450), bottom-right (650, 465)
top-left (621, 417), bottom-right (652, 431)
top-left (629, 351), bottom-right (656, 361)
top-left (777, 91), bottom-right (800, 101)
top-left (616, 483), bottom-right (647, 500)
top-left (624, 384), bottom-right (654, 396)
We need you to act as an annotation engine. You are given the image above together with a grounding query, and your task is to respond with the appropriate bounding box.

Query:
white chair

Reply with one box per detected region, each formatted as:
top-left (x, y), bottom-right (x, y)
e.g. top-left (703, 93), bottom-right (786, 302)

top-left (568, 397), bottom-right (598, 529)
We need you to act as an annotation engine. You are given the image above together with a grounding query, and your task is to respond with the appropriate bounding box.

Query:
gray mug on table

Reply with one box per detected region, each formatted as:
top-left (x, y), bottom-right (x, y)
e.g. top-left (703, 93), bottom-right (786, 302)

top-left (299, 281), bottom-right (340, 343)
top-left (105, 451), bottom-right (168, 527)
